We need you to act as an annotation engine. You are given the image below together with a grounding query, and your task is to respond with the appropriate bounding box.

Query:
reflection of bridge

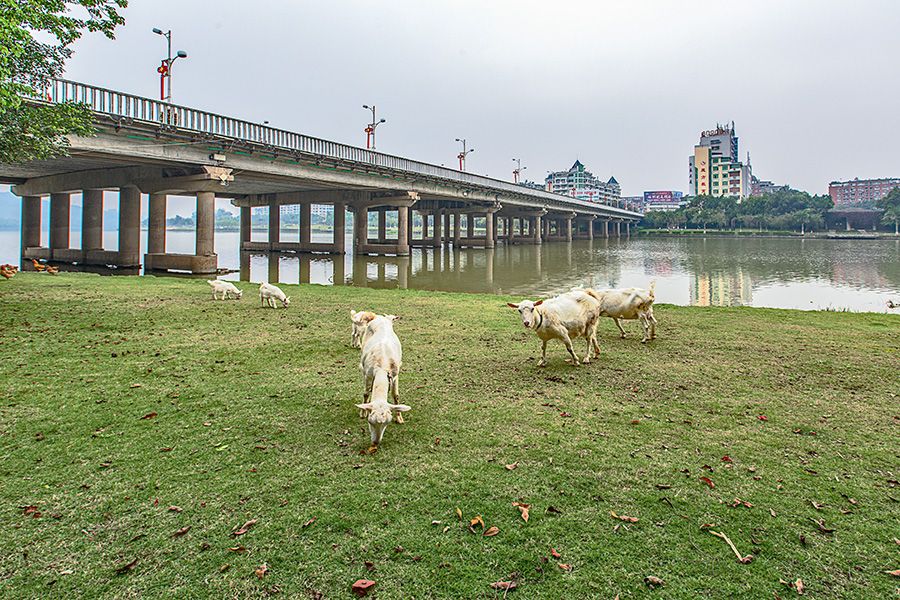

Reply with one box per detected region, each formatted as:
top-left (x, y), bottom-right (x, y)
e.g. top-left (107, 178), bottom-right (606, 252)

top-left (3, 79), bottom-right (641, 274)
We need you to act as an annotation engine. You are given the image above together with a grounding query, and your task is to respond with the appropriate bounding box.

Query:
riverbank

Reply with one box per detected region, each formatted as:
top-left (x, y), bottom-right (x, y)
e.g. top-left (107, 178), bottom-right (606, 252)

top-left (637, 228), bottom-right (897, 240)
top-left (0, 274), bottom-right (897, 598)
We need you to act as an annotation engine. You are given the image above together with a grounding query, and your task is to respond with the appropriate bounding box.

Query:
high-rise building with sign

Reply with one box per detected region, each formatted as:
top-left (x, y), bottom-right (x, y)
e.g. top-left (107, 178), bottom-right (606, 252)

top-left (688, 123), bottom-right (752, 199)
top-left (545, 160), bottom-right (621, 205)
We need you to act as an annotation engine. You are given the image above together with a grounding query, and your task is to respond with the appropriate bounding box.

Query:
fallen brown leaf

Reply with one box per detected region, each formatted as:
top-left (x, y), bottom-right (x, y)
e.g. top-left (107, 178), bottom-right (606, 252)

top-left (351, 579), bottom-right (376, 597)
top-left (172, 526), bottom-right (191, 538)
top-left (228, 546), bottom-right (247, 553)
top-left (469, 515), bottom-right (485, 530)
top-left (546, 506), bottom-right (562, 515)
top-left (609, 511), bottom-right (639, 523)
top-left (885, 569), bottom-right (900, 577)
top-left (810, 518), bottom-right (835, 534)
top-left (699, 476), bottom-right (715, 488)
top-left (131, 383), bottom-right (142, 389)
top-left (644, 575), bottom-right (664, 588)
top-left (219, 563), bottom-right (230, 573)
top-left (505, 462), bottom-right (519, 471)
top-left (490, 581), bottom-right (517, 591)
top-left (140, 411), bottom-right (156, 419)
top-left (483, 526), bottom-right (500, 537)
top-left (168, 506), bottom-right (182, 513)
top-left (114, 558), bottom-right (138, 574)
top-left (721, 455), bottom-right (733, 463)
top-left (255, 564), bottom-right (268, 579)
top-left (811, 501), bottom-right (825, 510)
top-left (302, 517), bottom-right (317, 528)
top-left (512, 502), bottom-right (530, 522)
top-left (557, 563), bottom-right (572, 572)
top-left (455, 507), bottom-right (463, 520)
top-left (550, 548), bottom-right (562, 559)
top-left (793, 578), bottom-right (805, 595)
top-left (232, 518), bottom-right (258, 536)
top-left (757, 415), bottom-right (768, 421)
top-left (365, 561), bottom-right (375, 571)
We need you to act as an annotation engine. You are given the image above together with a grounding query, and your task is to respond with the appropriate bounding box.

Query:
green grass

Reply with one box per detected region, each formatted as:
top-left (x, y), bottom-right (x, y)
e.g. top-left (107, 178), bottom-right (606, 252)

top-left (0, 273), bottom-right (897, 599)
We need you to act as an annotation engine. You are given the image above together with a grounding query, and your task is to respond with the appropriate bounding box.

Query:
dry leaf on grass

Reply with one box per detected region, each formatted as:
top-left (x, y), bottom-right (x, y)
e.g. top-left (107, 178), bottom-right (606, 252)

top-left (609, 511), bottom-right (639, 523)
top-left (140, 411), bottom-right (156, 419)
top-left (255, 564), bottom-right (268, 579)
top-left (505, 462), bottom-right (519, 471)
top-left (557, 563), bottom-right (573, 572)
top-left (512, 502), bottom-right (530, 522)
top-left (550, 548), bottom-right (562, 559)
top-left (484, 526), bottom-right (500, 537)
top-left (228, 546), bottom-right (247, 553)
top-left (351, 579), bottom-right (376, 597)
top-left (168, 506), bottom-right (182, 513)
top-left (455, 507), bottom-right (463, 520)
top-left (644, 575), bottom-right (664, 588)
top-left (884, 569), bottom-right (900, 577)
top-left (232, 518), bottom-right (258, 536)
top-left (114, 558), bottom-right (138, 574)
top-left (699, 476), bottom-right (715, 488)
top-left (302, 517), bottom-right (316, 528)
top-left (469, 515), bottom-right (485, 530)
top-left (490, 581), bottom-right (516, 591)
top-left (172, 526), bottom-right (191, 538)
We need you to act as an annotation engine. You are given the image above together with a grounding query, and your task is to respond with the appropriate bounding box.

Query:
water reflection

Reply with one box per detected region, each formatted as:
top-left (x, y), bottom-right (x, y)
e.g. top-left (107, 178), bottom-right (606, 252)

top-left (222, 235), bottom-right (899, 313)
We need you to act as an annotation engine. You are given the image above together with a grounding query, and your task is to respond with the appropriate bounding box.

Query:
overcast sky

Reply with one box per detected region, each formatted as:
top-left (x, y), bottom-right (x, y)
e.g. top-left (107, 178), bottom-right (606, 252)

top-left (17, 0), bottom-right (900, 206)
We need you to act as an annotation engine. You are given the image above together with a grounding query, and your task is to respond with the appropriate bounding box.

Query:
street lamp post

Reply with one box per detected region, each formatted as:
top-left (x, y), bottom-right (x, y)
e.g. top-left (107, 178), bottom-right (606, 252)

top-left (152, 28), bottom-right (187, 103)
top-left (512, 158), bottom-right (527, 184)
top-left (362, 105), bottom-right (386, 150)
top-left (455, 138), bottom-right (474, 171)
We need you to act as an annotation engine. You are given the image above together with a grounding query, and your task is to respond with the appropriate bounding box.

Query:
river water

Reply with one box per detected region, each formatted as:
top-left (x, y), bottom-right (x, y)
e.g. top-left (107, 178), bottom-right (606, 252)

top-left (1, 229), bottom-right (898, 313)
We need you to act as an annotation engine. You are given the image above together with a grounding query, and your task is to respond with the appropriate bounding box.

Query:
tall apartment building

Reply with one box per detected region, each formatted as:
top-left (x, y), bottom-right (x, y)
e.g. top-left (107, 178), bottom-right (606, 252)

top-left (546, 160), bottom-right (621, 204)
top-left (828, 177), bottom-right (900, 207)
top-left (688, 123), bottom-right (752, 199)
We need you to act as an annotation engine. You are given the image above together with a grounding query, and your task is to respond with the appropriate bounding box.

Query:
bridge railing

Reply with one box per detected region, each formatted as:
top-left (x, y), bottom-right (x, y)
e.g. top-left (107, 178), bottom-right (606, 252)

top-left (43, 79), bottom-right (642, 217)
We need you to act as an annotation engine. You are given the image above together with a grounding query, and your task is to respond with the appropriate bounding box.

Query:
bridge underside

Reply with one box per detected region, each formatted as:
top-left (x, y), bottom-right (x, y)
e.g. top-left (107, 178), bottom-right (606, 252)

top-left (4, 122), bottom-right (639, 274)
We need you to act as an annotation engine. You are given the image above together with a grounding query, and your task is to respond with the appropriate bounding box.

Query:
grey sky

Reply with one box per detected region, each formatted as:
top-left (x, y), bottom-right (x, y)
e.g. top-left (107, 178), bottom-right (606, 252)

top-left (20, 1), bottom-right (900, 209)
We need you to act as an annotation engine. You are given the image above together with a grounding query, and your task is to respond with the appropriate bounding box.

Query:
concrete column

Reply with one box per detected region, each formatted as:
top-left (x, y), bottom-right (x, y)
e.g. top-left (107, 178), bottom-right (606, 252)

top-left (397, 205), bottom-right (409, 255)
top-left (299, 256), bottom-right (311, 284)
top-left (453, 213), bottom-right (462, 245)
top-left (603, 220), bottom-right (609, 238)
top-left (82, 189), bottom-right (104, 251)
top-left (443, 211), bottom-right (451, 245)
top-left (354, 206), bottom-right (368, 251)
top-left (21, 196), bottom-right (42, 250)
top-left (587, 218), bottom-right (594, 241)
top-left (466, 213), bottom-right (475, 238)
top-left (240, 206), bottom-right (251, 247)
top-left (616, 221), bottom-right (621, 237)
top-left (507, 217), bottom-right (516, 243)
top-left (626, 222), bottom-right (631, 237)
top-left (300, 203), bottom-right (311, 245)
top-left (49, 192), bottom-right (71, 250)
top-left (196, 191), bottom-right (215, 256)
top-left (422, 212), bottom-right (429, 239)
top-left (432, 209), bottom-right (443, 247)
top-left (377, 208), bottom-right (387, 243)
top-left (485, 212), bottom-right (495, 249)
top-left (333, 203), bottom-right (346, 253)
top-left (565, 217), bottom-right (573, 242)
top-left (118, 187), bottom-right (141, 263)
top-left (491, 212), bottom-right (499, 246)
top-left (269, 204), bottom-right (281, 245)
top-left (268, 253), bottom-right (279, 282)
top-left (534, 216), bottom-right (543, 244)
top-left (406, 209), bottom-right (414, 245)
top-left (147, 192), bottom-right (166, 254)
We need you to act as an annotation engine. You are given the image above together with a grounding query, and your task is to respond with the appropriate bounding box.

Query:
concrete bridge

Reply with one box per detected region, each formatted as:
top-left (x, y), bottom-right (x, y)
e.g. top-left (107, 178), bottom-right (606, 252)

top-left (1, 79), bottom-right (642, 274)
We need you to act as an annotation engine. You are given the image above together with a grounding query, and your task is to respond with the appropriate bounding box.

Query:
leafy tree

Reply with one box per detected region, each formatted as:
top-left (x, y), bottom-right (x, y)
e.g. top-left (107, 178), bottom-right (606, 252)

top-left (0, 0), bottom-right (127, 163)
top-left (876, 187), bottom-right (900, 235)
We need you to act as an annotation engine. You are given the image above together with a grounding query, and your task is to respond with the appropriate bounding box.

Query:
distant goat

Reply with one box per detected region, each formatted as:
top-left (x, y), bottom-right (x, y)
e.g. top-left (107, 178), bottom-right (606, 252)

top-left (207, 279), bottom-right (243, 300)
top-left (350, 309), bottom-right (377, 348)
top-left (259, 282), bottom-right (290, 308)
top-left (587, 282), bottom-right (657, 342)
top-left (355, 314), bottom-right (410, 451)
top-left (508, 288), bottom-right (601, 367)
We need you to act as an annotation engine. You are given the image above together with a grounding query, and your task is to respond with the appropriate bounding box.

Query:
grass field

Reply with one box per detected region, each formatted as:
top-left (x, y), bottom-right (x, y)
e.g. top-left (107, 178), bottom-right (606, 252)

top-left (0, 273), bottom-right (897, 599)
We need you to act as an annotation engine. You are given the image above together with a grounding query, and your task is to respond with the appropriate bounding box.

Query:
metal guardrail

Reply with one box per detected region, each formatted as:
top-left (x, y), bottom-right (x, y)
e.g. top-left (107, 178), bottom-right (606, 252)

top-left (44, 79), bottom-right (642, 218)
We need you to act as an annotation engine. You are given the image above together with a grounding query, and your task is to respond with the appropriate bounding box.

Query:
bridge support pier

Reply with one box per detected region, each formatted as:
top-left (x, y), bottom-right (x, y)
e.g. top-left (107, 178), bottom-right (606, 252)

top-left (49, 193), bottom-right (70, 253)
top-left (145, 190), bottom-right (217, 274)
top-left (267, 203), bottom-right (281, 248)
top-left (82, 189), bottom-right (104, 252)
top-left (20, 196), bottom-right (43, 269)
top-left (353, 200), bottom-right (412, 256)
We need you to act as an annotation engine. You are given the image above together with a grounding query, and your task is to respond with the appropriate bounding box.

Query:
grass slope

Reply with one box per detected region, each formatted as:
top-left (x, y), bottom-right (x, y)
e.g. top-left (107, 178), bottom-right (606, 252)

top-left (0, 273), bottom-right (897, 599)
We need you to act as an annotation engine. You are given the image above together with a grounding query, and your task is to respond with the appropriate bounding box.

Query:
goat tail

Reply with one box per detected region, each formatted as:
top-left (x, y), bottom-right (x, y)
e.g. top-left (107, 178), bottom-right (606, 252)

top-left (648, 280), bottom-right (656, 301)
top-left (584, 288), bottom-right (602, 302)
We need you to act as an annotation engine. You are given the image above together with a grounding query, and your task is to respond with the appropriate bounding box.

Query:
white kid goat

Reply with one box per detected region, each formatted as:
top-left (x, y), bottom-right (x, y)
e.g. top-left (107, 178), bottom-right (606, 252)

top-left (355, 314), bottom-right (410, 452)
top-left (258, 282), bottom-right (290, 308)
top-left (587, 282), bottom-right (657, 342)
top-left (508, 289), bottom-right (602, 367)
top-left (207, 279), bottom-right (243, 300)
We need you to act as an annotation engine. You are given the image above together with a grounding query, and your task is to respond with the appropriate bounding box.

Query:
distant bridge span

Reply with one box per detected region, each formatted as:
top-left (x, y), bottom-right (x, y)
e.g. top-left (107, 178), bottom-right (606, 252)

top-left (2, 79), bottom-right (641, 274)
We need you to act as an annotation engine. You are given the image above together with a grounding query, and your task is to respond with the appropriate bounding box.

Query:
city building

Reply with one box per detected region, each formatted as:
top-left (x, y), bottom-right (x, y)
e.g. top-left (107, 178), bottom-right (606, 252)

top-left (750, 175), bottom-right (789, 197)
top-left (546, 160), bottom-right (621, 205)
top-left (622, 195), bottom-right (644, 211)
top-left (828, 177), bottom-right (900, 207)
top-left (688, 122), bottom-right (752, 199)
top-left (642, 190), bottom-right (685, 212)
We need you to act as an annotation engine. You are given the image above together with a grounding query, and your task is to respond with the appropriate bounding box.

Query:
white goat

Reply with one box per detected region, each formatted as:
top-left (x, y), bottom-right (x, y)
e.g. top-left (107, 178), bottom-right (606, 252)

top-left (207, 279), bottom-right (243, 300)
top-left (349, 309), bottom-right (377, 348)
top-left (355, 315), bottom-right (410, 451)
top-left (508, 289), bottom-right (601, 367)
top-left (259, 282), bottom-right (290, 308)
top-left (587, 282), bottom-right (657, 342)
